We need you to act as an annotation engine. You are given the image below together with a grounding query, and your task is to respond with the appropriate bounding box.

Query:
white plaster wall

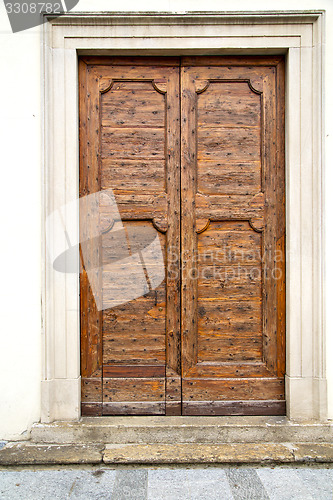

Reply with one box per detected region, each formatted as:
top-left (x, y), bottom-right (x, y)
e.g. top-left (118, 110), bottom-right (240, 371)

top-left (0, 3), bottom-right (41, 439)
top-left (0, 0), bottom-right (332, 439)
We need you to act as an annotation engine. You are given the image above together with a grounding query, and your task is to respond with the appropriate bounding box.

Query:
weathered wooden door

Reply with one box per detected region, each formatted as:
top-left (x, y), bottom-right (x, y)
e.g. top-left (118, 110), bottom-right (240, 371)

top-left (79, 56), bottom-right (285, 416)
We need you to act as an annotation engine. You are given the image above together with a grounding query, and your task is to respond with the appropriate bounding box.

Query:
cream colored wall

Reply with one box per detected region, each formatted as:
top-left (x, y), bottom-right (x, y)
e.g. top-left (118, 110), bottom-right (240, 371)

top-left (0, 0), bottom-right (332, 439)
top-left (0, 3), bottom-right (41, 440)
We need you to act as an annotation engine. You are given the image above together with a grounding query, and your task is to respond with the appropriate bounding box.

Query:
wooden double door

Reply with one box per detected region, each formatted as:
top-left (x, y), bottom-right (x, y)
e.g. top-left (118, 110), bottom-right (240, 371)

top-left (79, 56), bottom-right (285, 416)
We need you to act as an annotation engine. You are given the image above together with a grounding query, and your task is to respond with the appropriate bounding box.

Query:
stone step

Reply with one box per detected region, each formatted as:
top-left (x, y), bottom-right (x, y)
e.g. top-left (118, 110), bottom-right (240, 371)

top-left (103, 443), bottom-right (333, 464)
top-left (1, 441), bottom-right (333, 465)
top-left (30, 416), bottom-right (333, 445)
top-left (0, 443), bottom-right (103, 465)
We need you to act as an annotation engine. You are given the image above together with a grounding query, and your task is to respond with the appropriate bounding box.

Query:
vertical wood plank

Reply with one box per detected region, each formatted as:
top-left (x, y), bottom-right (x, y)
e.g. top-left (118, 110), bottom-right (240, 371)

top-left (165, 64), bottom-right (182, 414)
top-left (262, 67), bottom-right (278, 374)
top-left (79, 59), bottom-right (103, 415)
top-left (181, 66), bottom-right (198, 376)
top-left (276, 58), bottom-right (286, 377)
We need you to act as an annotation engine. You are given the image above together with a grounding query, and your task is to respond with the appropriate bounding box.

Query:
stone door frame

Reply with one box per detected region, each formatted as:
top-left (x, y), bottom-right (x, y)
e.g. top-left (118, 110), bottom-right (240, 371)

top-left (41, 11), bottom-right (326, 421)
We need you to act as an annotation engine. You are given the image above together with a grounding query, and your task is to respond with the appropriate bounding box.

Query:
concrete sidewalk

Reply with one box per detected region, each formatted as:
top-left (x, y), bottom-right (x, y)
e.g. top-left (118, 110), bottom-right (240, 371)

top-left (0, 464), bottom-right (332, 499)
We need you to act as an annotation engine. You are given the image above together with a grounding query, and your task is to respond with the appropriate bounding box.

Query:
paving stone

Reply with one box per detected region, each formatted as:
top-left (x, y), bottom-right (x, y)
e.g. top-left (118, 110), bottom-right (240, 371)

top-left (147, 468), bottom-right (191, 500)
top-left (103, 443), bottom-right (295, 464)
top-left (112, 469), bottom-right (147, 500)
top-left (226, 468), bottom-right (270, 499)
top-left (296, 467), bottom-right (333, 500)
top-left (0, 466), bottom-right (332, 500)
top-left (186, 468), bottom-right (234, 500)
top-left (0, 443), bottom-right (104, 465)
top-left (257, 468), bottom-right (315, 500)
top-left (292, 444), bottom-right (333, 462)
top-left (0, 469), bottom-right (117, 500)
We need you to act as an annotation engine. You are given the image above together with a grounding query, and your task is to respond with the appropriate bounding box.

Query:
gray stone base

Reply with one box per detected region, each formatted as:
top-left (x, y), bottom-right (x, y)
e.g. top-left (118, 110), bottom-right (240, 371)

top-left (1, 417), bottom-right (332, 465)
top-left (0, 443), bottom-right (104, 465)
top-left (0, 442), bottom-right (333, 465)
top-left (30, 416), bottom-right (333, 445)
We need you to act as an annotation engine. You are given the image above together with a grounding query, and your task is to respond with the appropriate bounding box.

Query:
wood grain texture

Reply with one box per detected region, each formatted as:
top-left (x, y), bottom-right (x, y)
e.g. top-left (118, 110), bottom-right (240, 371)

top-left (103, 378), bottom-right (165, 402)
top-left (103, 365), bottom-right (165, 378)
top-left (182, 378), bottom-right (285, 401)
top-left (166, 367), bottom-right (182, 415)
top-left (79, 59), bottom-right (103, 415)
top-left (80, 57), bottom-right (181, 415)
top-left (182, 400), bottom-right (286, 416)
top-left (275, 59), bottom-right (286, 378)
top-left (185, 362), bottom-right (274, 378)
top-left (164, 66), bottom-right (181, 414)
top-left (102, 402), bottom-right (165, 415)
top-left (180, 56), bottom-right (285, 412)
top-left (197, 81), bottom-right (261, 128)
top-left (180, 66), bottom-right (198, 375)
top-left (80, 56), bottom-right (285, 416)
top-left (181, 56), bottom-right (284, 67)
top-left (101, 159), bottom-right (165, 194)
top-left (81, 403), bottom-right (103, 416)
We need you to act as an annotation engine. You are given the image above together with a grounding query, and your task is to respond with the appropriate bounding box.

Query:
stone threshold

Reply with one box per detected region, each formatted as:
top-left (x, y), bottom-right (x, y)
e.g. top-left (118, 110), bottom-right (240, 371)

top-left (0, 442), bottom-right (333, 465)
top-left (1, 416), bottom-right (332, 465)
top-left (29, 416), bottom-right (333, 445)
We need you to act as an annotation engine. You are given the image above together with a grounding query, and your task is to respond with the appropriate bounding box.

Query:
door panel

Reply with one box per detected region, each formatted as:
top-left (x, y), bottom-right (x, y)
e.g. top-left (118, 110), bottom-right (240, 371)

top-left (180, 57), bottom-right (285, 415)
top-left (80, 56), bottom-right (285, 417)
top-left (79, 58), bottom-right (181, 416)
